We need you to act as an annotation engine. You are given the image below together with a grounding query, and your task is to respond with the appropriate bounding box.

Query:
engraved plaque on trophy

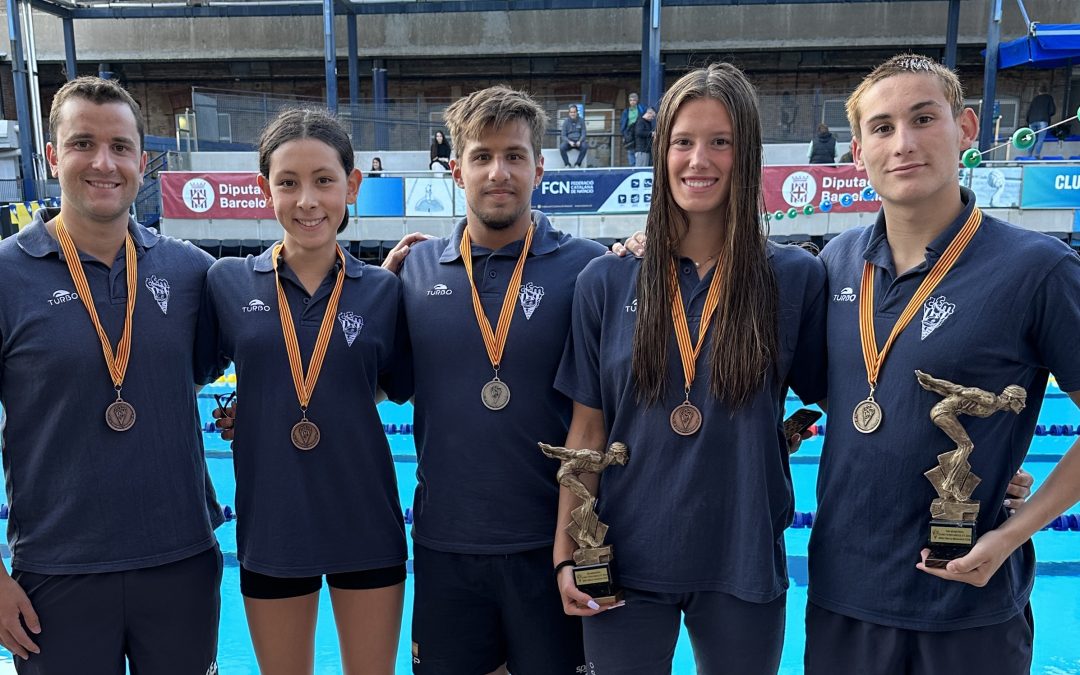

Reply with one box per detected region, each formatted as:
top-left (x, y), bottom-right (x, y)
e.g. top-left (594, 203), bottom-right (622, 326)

top-left (539, 441), bottom-right (630, 605)
top-left (916, 370), bottom-right (1026, 568)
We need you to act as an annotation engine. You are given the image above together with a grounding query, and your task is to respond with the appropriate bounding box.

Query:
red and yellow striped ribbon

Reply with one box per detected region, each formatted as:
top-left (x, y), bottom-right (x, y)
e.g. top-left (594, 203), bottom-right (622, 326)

top-left (859, 207), bottom-right (982, 389)
top-left (272, 243), bottom-right (347, 410)
top-left (669, 258), bottom-right (725, 397)
top-left (55, 215), bottom-right (137, 388)
top-left (459, 225), bottom-right (535, 371)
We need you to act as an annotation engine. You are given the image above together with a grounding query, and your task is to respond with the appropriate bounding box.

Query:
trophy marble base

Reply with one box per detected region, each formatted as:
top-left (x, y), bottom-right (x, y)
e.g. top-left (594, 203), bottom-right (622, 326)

top-left (573, 545), bottom-right (623, 605)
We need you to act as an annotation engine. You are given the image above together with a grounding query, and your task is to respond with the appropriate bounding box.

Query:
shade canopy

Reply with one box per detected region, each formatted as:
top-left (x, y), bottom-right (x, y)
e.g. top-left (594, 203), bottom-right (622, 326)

top-left (998, 24), bottom-right (1080, 69)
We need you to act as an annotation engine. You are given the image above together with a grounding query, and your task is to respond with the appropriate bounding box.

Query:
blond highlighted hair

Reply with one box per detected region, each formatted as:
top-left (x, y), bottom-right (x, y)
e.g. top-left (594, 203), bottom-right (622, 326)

top-left (846, 54), bottom-right (965, 139)
top-left (442, 86), bottom-right (549, 160)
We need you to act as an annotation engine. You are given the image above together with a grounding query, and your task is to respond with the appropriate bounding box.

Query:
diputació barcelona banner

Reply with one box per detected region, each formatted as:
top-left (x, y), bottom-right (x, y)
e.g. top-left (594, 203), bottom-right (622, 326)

top-left (160, 172), bottom-right (407, 219)
top-left (161, 172), bottom-right (273, 219)
top-left (761, 165), bottom-right (881, 214)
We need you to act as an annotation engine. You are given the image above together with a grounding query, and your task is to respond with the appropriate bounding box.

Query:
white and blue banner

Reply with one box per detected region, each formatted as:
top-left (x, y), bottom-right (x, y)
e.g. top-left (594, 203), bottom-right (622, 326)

top-left (960, 166), bottom-right (1022, 209)
top-left (532, 169), bottom-right (654, 214)
top-left (1021, 165), bottom-right (1080, 209)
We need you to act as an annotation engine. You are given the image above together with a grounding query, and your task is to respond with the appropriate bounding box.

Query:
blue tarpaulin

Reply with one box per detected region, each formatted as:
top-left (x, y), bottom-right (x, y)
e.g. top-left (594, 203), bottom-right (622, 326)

top-left (998, 24), bottom-right (1080, 69)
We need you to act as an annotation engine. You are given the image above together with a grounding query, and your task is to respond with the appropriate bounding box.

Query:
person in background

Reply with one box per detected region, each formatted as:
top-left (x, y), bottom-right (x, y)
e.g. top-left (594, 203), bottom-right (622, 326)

top-left (808, 122), bottom-right (837, 164)
top-left (370, 156), bottom-right (383, 177)
top-left (1026, 84), bottom-right (1056, 159)
top-left (633, 107), bottom-right (656, 167)
top-left (621, 92), bottom-right (647, 166)
top-left (559, 104), bottom-right (589, 168)
top-left (430, 131), bottom-right (451, 171)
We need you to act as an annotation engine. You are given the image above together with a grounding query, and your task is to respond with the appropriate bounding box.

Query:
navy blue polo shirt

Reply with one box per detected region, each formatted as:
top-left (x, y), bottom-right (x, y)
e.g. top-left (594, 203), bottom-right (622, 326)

top-left (386, 212), bottom-right (606, 554)
top-left (0, 209), bottom-right (222, 575)
top-left (205, 247), bottom-right (407, 576)
top-left (811, 188), bottom-right (1080, 631)
top-left (554, 244), bottom-right (827, 601)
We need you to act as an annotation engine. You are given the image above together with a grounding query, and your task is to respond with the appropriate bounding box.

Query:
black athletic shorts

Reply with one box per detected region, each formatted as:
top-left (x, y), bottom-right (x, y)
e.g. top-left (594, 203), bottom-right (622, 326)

top-left (239, 563), bottom-right (407, 600)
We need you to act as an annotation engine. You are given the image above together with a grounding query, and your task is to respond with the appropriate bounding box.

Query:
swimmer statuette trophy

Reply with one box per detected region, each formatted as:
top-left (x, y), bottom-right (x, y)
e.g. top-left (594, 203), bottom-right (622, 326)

top-left (539, 441), bottom-right (630, 605)
top-left (917, 370), bottom-right (1026, 568)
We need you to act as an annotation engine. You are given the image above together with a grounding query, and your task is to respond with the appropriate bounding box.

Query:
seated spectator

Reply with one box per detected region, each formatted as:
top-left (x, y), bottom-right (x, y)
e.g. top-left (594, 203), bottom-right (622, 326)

top-left (430, 131), bottom-right (451, 171)
top-left (370, 156), bottom-right (383, 177)
top-left (633, 107), bottom-right (656, 167)
top-left (559, 104), bottom-right (589, 168)
top-left (621, 92), bottom-right (646, 165)
top-left (808, 122), bottom-right (837, 164)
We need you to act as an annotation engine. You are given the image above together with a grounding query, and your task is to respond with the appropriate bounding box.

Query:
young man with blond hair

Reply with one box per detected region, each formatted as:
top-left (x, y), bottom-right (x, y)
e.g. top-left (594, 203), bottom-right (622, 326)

top-left (383, 85), bottom-right (605, 675)
top-left (807, 53), bottom-right (1080, 674)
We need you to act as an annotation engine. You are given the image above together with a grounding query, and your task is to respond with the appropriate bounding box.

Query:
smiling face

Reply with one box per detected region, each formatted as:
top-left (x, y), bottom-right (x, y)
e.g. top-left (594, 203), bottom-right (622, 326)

top-left (46, 98), bottom-right (147, 229)
top-left (666, 97), bottom-right (735, 229)
top-left (452, 119), bottom-right (543, 233)
top-left (851, 72), bottom-right (977, 215)
top-left (257, 137), bottom-right (361, 255)
top-left (435, 131), bottom-right (445, 144)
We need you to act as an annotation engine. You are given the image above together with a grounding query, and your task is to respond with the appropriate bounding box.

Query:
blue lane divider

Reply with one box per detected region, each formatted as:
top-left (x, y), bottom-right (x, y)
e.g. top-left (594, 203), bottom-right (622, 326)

top-left (786, 511), bottom-right (1080, 531)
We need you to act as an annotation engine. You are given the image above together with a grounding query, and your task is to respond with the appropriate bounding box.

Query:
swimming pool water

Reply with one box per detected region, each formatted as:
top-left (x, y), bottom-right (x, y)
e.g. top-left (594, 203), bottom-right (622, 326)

top-left (2, 385), bottom-right (1078, 673)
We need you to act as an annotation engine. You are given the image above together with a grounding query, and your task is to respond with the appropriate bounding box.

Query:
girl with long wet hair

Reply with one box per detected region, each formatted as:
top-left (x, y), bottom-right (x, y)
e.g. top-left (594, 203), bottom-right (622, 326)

top-left (551, 63), bottom-right (827, 673)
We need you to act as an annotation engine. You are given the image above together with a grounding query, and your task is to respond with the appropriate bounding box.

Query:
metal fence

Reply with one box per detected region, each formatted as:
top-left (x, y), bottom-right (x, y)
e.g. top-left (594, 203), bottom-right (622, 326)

top-left (190, 86), bottom-right (857, 158)
top-left (190, 87), bottom-right (598, 154)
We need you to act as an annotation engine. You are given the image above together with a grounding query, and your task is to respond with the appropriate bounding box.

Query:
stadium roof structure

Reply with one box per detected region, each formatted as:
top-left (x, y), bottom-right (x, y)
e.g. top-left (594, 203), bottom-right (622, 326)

top-left (0, 0), bottom-right (1001, 198)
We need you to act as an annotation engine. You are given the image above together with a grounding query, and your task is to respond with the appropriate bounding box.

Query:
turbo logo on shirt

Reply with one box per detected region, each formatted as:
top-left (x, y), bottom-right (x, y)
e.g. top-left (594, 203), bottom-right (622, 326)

top-left (47, 289), bottom-right (78, 306)
top-left (832, 286), bottom-right (857, 303)
top-left (242, 299), bottom-right (271, 313)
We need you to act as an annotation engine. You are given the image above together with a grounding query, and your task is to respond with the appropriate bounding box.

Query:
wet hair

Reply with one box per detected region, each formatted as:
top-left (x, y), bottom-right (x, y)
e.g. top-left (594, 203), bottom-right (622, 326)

top-left (846, 53), bottom-right (965, 139)
top-left (258, 107), bottom-right (355, 233)
top-left (443, 85), bottom-right (549, 160)
top-left (632, 62), bottom-right (779, 409)
top-left (49, 76), bottom-right (144, 150)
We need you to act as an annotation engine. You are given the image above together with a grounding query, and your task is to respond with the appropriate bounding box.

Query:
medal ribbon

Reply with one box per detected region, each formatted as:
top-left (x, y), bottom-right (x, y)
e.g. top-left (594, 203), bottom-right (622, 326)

top-left (272, 243), bottom-right (347, 411)
top-left (459, 225), bottom-right (535, 371)
top-left (55, 215), bottom-right (137, 390)
top-left (859, 207), bottom-right (982, 392)
top-left (669, 259), bottom-right (725, 397)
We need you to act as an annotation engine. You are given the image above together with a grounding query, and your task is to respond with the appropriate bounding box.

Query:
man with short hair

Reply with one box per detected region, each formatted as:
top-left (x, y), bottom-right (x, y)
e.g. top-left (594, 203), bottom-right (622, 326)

top-left (807, 53), bottom-right (1080, 674)
top-left (0, 76), bottom-right (223, 674)
top-left (1026, 84), bottom-right (1056, 159)
top-left (559, 104), bottom-right (589, 168)
top-left (383, 85), bottom-right (605, 675)
top-left (620, 92), bottom-right (646, 165)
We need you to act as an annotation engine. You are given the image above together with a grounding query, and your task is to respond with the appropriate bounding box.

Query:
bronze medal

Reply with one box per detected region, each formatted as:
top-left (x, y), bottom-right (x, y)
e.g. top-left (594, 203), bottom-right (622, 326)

top-left (481, 378), bottom-right (511, 411)
top-left (667, 260), bottom-right (724, 436)
top-left (55, 217), bottom-right (140, 433)
top-left (272, 244), bottom-right (347, 453)
top-left (669, 402), bottom-right (702, 436)
top-left (105, 399), bottom-right (136, 432)
top-left (852, 398), bottom-right (882, 434)
top-left (291, 419), bottom-right (321, 451)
